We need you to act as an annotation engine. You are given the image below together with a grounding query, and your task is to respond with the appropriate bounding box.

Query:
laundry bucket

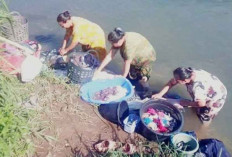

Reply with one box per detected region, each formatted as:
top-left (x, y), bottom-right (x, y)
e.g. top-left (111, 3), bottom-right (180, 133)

top-left (171, 133), bottom-right (199, 156)
top-left (98, 101), bottom-right (129, 126)
top-left (123, 114), bottom-right (140, 133)
top-left (139, 99), bottom-right (184, 141)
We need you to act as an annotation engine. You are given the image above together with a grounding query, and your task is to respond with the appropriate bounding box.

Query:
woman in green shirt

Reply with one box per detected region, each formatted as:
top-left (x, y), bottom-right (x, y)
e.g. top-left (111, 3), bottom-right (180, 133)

top-left (95, 27), bottom-right (156, 90)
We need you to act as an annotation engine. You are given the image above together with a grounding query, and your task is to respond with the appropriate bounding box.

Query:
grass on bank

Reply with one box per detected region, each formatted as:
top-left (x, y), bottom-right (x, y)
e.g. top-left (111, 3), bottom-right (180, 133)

top-left (0, 0), bottom-right (14, 39)
top-left (0, 68), bottom-right (80, 157)
top-left (0, 72), bottom-right (34, 157)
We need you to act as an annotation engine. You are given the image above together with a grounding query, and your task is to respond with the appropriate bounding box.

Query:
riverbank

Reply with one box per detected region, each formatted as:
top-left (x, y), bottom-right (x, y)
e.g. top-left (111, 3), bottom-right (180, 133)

top-left (0, 69), bottom-right (184, 156)
top-left (32, 72), bottom-right (132, 156)
top-left (1, 68), bottom-right (231, 156)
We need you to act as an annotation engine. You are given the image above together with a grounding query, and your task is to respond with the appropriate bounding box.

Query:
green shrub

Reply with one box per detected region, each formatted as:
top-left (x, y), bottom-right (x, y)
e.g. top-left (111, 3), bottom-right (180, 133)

top-left (0, 0), bottom-right (14, 39)
top-left (0, 72), bottom-right (33, 157)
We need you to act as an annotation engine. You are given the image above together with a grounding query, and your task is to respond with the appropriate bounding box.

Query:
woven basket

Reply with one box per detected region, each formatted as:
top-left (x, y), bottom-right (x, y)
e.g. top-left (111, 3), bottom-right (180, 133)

top-left (67, 62), bottom-right (96, 84)
top-left (1, 11), bottom-right (29, 43)
top-left (67, 51), bottom-right (99, 84)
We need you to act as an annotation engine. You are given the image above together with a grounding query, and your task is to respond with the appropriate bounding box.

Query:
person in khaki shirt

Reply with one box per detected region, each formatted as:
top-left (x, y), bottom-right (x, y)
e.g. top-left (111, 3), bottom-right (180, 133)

top-left (95, 27), bottom-right (156, 92)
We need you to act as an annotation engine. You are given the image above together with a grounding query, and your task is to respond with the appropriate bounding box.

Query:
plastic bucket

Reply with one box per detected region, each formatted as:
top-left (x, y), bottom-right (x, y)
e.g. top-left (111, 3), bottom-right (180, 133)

top-left (139, 99), bottom-right (184, 141)
top-left (171, 133), bottom-right (199, 157)
top-left (98, 101), bottom-right (129, 125)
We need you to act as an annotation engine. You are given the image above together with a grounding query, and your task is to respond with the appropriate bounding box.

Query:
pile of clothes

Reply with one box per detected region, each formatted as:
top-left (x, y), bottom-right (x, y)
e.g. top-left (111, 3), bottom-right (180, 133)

top-left (142, 108), bottom-right (176, 133)
top-left (40, 49), bottom-right (66, 69)
top-left (93, 86), bottom-right (127, 102)
top-left (70, 52), bottom-right (99, 69)
top-left (40, 50), bottom-right (99, 70)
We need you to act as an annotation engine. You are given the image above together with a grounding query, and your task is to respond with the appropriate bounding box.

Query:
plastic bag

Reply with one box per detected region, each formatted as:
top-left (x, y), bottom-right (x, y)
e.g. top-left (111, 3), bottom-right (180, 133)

top-left (21, 56), bottom-right (42, 82)
top-left (198, 139), bottom-right (231, 157)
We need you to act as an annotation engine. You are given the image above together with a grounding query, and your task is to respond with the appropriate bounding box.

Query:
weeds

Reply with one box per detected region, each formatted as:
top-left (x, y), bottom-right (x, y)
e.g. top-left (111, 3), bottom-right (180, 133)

top-left (0, 72), bottom-right (34, 157)
top-left (0, 69), bottom-right (74, 157)
top-left (0, 0), bottom-right (14, 39)
top-left (33, 68), bottom-right (82, 114)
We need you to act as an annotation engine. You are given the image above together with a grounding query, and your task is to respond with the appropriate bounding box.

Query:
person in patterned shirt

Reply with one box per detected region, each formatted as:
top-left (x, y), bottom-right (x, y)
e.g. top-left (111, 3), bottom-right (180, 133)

top-left (152, 67), bottom-right (227, 124)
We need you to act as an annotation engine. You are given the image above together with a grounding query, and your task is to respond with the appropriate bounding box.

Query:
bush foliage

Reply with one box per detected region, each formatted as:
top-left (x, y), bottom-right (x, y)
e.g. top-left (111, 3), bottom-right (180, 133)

top-left (0, 73), bottom-right (33, 157)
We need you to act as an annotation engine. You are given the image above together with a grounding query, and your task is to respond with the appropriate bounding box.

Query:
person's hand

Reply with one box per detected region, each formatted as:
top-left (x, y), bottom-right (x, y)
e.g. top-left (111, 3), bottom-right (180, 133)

top-left (59, 48), bottom-right (67, 56)
top-left (120, 74), bottom-right (126, 78)
top-left (85, 44), bottom-right (91, 50)
top-left (173, 103), bottom-right (185, 112)
top-left (165, 98), bottom-right (185, 112)
top-left (82, 44), bottom-right (91, 51)
top-left (152, 93), bottom-right (163, 99)
top-left (93, 69), bottom-right (101, 78)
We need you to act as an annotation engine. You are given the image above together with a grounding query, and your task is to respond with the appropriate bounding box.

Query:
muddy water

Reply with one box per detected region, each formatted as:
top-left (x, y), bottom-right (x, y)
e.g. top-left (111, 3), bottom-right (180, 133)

top-left (10, 0), bottom-right (232, 153)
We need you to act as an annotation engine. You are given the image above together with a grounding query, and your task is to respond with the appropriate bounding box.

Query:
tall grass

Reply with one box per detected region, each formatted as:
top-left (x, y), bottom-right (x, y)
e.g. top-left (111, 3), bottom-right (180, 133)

top-left (0, 0), bottom-right (15, 40)
top-left (0, 72), bottom-right (34, 157)
top-left (0, 67), bottom-right (79, 156)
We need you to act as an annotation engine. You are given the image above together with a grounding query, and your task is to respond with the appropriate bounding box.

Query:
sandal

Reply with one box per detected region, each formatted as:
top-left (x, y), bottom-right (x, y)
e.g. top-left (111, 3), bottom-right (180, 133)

top-left (94, 140), bottom-right (121, 153)
top-left (122, 143), bottom-right (137, 155)
top-left (196, 113), bottom-right (210, 123)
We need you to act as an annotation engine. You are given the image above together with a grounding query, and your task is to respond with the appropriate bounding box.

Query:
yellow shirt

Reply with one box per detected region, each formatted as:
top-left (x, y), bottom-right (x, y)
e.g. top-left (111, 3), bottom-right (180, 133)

top-left (67, 17), bottom-right (106, 48)
top-left (66, 17), bottom-right (106, 61)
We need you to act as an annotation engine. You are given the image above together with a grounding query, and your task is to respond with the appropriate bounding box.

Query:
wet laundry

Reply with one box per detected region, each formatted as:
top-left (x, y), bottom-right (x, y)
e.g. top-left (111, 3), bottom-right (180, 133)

top-left (142, 108), bottom-right (176, 133)
top-left (93, 86), bottom-right (127, 102)
top-left (40, 50), bottom-right (99, 70)
top-left (70, 53), bottom-right (99, 69)
top-left (40, 49), bottom-right (67, 69)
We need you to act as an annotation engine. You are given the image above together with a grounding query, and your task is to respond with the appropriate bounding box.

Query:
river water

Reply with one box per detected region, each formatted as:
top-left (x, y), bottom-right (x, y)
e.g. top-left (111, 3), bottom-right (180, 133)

top-left (10, 0), bottom-right (232, 153)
